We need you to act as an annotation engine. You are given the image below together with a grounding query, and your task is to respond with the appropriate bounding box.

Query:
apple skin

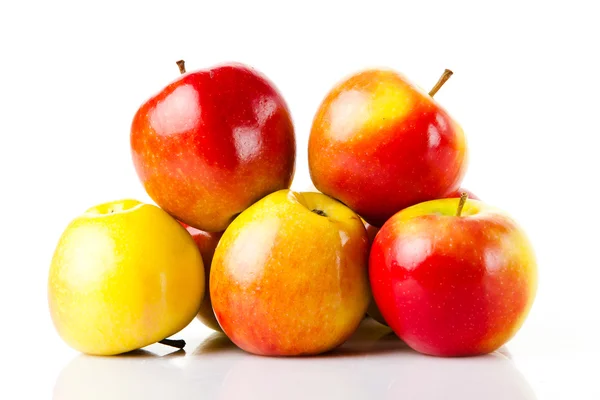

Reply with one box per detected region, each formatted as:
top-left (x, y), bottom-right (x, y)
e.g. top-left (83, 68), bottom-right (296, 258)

top-left (131, 63), bottom-right (296, 232)
top-left (180, 222), bottom-right (223, 331)
top-left (210, 190), bottom-right (370, 356)
top-left (369, 198), bottom-right (537, 357)
top-left (364, 187), bottom-right (477, 326)
top-left (48, 200), bottom-right (204, 355)
top-left (309, 69), bottom-right (468, 227)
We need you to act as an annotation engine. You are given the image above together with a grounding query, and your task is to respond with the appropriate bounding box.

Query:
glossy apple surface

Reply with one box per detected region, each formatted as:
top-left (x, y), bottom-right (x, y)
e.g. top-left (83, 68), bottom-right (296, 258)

top-left (131, 62), bottom-right (296, 232)
top-left (309, 69), bottom-right (467, 227)
top-left (180, 222), bottom-right (223, 331)
top-left (370, 198), bottom-right (537, 357)
top-left (49, 200), bottom-right (204, 355)
top-left (364, 186), bottom-right (477, 326)
top-left (210, 190), bottom-right (370, 356)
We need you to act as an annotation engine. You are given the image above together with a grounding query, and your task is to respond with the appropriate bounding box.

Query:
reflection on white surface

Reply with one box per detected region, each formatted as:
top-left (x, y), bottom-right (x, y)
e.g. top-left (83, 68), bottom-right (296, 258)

top-left (53, 319), bottom-right (536, 400)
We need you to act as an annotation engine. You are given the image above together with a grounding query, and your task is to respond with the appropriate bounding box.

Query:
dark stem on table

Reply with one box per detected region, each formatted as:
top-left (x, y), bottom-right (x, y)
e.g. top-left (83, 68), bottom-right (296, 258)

top-left (176, 60), bottom-right (186, 74)
top-left (429, 69), bottom-right (453, 97)
top-left (159, 338), bottom-right (186, 349)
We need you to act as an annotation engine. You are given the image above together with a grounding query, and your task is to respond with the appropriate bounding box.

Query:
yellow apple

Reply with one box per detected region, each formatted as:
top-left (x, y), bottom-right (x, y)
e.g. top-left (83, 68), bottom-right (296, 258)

top-left (210, 190), bottom-right (370, 356)
top-left (48, 199), bottom-right (204, 355)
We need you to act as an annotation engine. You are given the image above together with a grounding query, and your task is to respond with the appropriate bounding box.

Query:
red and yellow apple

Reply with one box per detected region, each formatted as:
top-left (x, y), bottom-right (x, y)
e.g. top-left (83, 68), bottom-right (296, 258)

top-left (48, 200), bottom-right (204, 355)
top-left (210, 190), bottom-right (370, 356)
top-left (364, 188), bottom-right (477, 326)
top-left (309, 69), bottom-right (468, 227)
top-left (369, 196), bottom-right (537, 356)
top-left (131, 61), bottom-right (296, 232)
top-left (180, 222), bottom-right (223, 331)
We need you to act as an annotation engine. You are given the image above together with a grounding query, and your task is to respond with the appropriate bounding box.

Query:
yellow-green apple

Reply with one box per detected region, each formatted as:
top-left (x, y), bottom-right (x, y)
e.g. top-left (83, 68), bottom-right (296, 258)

top-left (309, 69), bottom-right (468, 227)
top-left (210, 190), bottom-right (370, 356)
top-left (48, 199), bottom-right (204, 355)
top-left (131, 60), bottom-right (296, 232)
top-left (370, 195), bottom-right (537, 356)
top-left (366, 298), bottom-right (388, 326)
top-left (180, 222), bottom-right (223, 331)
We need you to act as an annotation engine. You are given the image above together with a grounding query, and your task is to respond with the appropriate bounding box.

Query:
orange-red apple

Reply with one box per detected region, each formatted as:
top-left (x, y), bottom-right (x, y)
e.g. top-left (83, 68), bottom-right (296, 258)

top-left (210, 190), bottom-right (370, 356)
top-left (309, 69), bottom-right (467, 227)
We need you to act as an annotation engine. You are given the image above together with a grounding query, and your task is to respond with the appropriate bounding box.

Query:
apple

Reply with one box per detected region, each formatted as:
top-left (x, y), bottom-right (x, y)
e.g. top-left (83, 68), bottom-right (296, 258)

top-left (364, 186), bottom-right (477, 326)
top-left (210, 190), bottom-right (370, 356)
top-left (365, 188), bottom-right (478, 325)
top-left (131, 60), bottom-right (296, 232)
top-left (48, 200), bottom-right (204, 355)
top-left (369, 195), bottom-right (537, 356)
top-left (180, 222), bottom-right (223, 331)
top-left (309, 69), bottom-right (468, 227)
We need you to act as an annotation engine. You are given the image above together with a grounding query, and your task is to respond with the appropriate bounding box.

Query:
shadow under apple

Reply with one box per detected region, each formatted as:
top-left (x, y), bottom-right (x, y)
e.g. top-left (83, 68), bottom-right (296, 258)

top-left (380, 350), bottom-right (536, 400)
top-left (53, 321), bottom-right (536, 400)
top-left (53, 349), bottom-right (190, 400)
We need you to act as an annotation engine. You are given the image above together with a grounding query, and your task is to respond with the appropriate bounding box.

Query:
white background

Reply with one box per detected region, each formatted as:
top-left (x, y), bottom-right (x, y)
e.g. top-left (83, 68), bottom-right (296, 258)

top-left (1, 0), bottom-right (598, 398)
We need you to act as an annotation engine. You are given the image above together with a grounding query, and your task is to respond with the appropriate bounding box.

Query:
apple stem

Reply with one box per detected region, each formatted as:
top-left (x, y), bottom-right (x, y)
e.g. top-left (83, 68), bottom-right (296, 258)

top-left (456, 192), bottom-right (468, 217)
top-left (176, 60), bottom-right (186, 74)
top-left (429, 69), bottom-right (453, 97)
top-left (159, 338), bottom-right (186, 349)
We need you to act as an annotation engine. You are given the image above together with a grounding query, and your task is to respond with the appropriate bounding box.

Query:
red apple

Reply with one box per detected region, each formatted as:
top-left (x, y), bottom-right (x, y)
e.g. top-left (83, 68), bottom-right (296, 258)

top-left (180, 222), bottom-right (223, 331)
top-left (364, 187), bottom-right (477, 326)
top-left (369, 196), bottom-right (537, 356)
top-left (309, 69), bottom-right (468, 227)
top-left (131, 60), bottom-right (296, 232)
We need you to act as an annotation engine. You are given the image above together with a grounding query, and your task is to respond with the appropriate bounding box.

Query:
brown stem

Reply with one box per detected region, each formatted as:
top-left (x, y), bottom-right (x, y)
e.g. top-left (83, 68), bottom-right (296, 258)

top-left (456, 192), bottom-right (468, 217)
top-left (176, 60), bottom-right (186, 74)
top-left (429, 69), bottom-right (453, 97)
top-left (159, 338), bottom-right (186, 349)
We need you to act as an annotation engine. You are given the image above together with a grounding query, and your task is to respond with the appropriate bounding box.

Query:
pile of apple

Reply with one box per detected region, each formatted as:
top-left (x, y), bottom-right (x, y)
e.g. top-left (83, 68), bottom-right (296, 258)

top-left (48, 61), bottom-right (537, 358)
